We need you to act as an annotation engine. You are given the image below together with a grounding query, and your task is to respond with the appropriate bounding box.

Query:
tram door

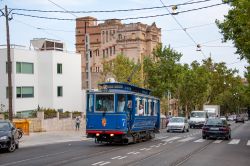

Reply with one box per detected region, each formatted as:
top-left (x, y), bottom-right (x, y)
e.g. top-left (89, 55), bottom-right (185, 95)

top-left (117, 94), bottom-right (132, 129)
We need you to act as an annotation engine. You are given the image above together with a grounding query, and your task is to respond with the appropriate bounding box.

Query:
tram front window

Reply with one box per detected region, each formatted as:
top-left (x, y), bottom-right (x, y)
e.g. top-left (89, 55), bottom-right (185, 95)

top-left (96, 94), bottom-right (114, 112)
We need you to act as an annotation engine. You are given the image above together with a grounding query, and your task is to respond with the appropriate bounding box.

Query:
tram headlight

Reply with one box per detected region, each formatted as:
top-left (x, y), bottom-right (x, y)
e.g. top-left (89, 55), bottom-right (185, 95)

top-left (110, 133), bottom-right (114, 137)
top-left (96, 133), bottom-right (100, 137)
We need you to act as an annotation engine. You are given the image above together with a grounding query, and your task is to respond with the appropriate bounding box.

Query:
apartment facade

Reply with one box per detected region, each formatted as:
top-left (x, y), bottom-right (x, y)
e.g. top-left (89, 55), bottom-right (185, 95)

top-left (75, 17), bottom-right (161, 89)
top-left (0, 39), bottom-right (83, 117)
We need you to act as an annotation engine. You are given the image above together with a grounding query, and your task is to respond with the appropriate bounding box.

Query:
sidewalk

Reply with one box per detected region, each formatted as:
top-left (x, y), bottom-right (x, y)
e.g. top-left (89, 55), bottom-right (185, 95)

top-left (19, 130), bottom-right (88, 148)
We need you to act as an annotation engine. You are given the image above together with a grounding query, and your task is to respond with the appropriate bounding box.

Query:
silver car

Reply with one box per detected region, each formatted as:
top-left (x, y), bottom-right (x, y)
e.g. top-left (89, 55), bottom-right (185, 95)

top-left (167, 117), bottom-right (189, 132)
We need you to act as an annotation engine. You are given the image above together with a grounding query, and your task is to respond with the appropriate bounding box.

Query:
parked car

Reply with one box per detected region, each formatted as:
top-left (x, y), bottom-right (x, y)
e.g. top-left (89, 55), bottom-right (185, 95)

top-left (0, 120), bottom-right (19, 152)
top-left (235, 115), bottom-right (245, 123)
top-left (202, 118), bottom-right (231, 140)
top-left (228, 115), bottom-right (236, 121)
top-left (167, 117), bottom-right (189, 132)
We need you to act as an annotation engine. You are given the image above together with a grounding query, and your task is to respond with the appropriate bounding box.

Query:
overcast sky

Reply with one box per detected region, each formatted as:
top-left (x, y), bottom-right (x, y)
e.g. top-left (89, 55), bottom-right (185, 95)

top-left (0, 0), bottom-right (248, 76)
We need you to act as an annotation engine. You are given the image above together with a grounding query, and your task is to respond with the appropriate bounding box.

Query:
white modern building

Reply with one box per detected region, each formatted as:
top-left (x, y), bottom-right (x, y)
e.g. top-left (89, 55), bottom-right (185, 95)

top-left (0, 38), bottom-right (83, 117)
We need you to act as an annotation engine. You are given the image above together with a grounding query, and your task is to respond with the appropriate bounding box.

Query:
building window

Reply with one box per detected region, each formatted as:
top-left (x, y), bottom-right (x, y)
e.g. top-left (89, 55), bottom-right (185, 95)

top-left (16, 62), bottom-right (34, 74)
top-left (113, 46), bottom-right (116, 55)
top-left (118, 34), bottom-right (122, 40)
top-left (106, 31), bottom-right (108, 42)
top-left (57, 63), bottom-right (62, 74)
top-left (110, 47), bottom-right (112, 56)
top-left (102, 31), bottom-right (105, 44)
top-left (103, 49), bottom-right (105, 58)
top-left (57, 86), bottom-right (63, 97)
top-left (16, 87), bottom-right (34, 98)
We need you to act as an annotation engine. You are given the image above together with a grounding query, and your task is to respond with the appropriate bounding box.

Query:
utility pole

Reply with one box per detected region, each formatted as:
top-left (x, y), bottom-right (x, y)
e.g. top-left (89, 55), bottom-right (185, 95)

top-left (4, 5), bottom-right (13, 121)
top-left (85, 21), bottom-right (91, 90)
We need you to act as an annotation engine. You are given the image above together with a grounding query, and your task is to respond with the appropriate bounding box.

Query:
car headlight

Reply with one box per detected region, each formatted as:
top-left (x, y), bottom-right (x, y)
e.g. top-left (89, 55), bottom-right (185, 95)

top-left (0, 136), bottom-right (8, 140)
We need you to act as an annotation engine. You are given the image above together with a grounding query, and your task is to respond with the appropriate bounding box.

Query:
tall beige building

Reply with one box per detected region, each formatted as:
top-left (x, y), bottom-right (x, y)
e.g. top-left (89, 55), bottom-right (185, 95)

top-left (76, 16), bottom-right (161, 89)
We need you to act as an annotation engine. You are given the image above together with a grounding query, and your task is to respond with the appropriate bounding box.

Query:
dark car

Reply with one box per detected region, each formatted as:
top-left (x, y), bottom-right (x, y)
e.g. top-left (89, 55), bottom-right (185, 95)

top-left (235, 115), bottom-right (244, 123)
top-left (202, 118), bottom-right (231, 140)
top-left (0, 120), bottom-right (19, 152)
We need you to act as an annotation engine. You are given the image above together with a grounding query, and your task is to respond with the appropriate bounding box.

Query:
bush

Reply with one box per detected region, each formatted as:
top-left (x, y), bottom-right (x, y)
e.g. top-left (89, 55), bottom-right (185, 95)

top-left (43, 108), bottom-right (57, 119)
top-left (72, 111), bottom-right (81, 118)
top-left (59, 111), bottom-right (70, 119)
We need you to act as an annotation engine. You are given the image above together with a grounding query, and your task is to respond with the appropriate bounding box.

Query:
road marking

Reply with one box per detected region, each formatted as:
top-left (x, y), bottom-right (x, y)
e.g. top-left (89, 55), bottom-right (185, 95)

top-left (178, 137), bottom-right (195, 142)
top-left (156, 136), bottom-right (169, 140)
top-left (162, 142), bottom-right (168, 145)
top-left (194, 139), bottom-right (205, 143)
top-left (117, 156), bottom-right (127, 159)
top-left (140, 148), bottom-right (146, 150)
top-left (213, 140), bottom-right (223, 144)
top-left (99, 162), bottom-right (110, 166)
top-left (145, 148), bottom-right (152, 151)
top-left (150, 145), bottom-right (157, 148)
top-left (92, 161), bottom-right (105, 165)
top-left (111, 156), bottom-right (121, 159)
top-left (127, 152), bottom-right (140, 155)
top-left (162, 136), bottom-right (181, 142)
top-left (247, 140), bottom-right (250, 146)
top-left (229, 139), bottom-right (240, 144)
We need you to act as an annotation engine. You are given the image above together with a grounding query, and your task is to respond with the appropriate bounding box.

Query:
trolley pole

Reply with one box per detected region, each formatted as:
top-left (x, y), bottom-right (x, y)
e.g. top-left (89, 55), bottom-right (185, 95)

top-left (4, 5), bottom-right (13, 121)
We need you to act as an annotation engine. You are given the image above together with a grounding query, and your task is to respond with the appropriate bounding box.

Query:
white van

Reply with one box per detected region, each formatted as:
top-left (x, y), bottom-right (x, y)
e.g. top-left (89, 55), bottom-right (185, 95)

top-left (189, 111), bottom-right (208, 128)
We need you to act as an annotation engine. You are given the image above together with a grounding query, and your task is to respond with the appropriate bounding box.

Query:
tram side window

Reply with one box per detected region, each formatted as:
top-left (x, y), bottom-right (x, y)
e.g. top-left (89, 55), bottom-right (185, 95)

top-left (87, 94), bottom-right (94, 112)
top-left (136, 98), bottom-right (144, 116)
top-left (151, 102), bottom-right (154, 116)
top-left (154, 101), bottom-right (158, 116)
top-left (95, 94), bottom-right (114, 112)
top-left (148, 100), bottom-right (152, 116)
top-left (117, 94), bottom-right (126, 112)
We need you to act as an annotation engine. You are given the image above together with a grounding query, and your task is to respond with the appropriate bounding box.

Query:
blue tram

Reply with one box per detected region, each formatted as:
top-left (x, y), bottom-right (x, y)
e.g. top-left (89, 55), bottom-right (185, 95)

top-left (86, 82), bottom-right (160, 144)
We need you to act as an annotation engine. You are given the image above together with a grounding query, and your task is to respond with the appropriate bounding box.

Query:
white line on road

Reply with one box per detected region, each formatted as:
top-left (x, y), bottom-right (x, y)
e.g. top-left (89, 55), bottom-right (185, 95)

top-left (162, 136), bottom-right (181, 142)
top-left (145, 148), bottom-right (152, 151)
top-left (228, 139), bottom-right (240, 145)
top-left (117, 156), bottom-right (127, 160)
top-left (213, 140), bottom-right (223, 144)
top-left (156, 136), bottom-right (169, 140)
top-left (92, 161), bottom-right (105, 165)
top-left (247, 140), bottom-right (250, 146)
top-left (140, 148), bottom-right (146, 150)
top-left (150, 145), bottom-right (157, 148)
top-left (194, 139), bottom-right (205, 143)
top-left (111, 156), bottom-right (121, 159)
top-left (99, 162), bottom-right (111, 166)
top-left (178, 137), bottom-right (195, 142)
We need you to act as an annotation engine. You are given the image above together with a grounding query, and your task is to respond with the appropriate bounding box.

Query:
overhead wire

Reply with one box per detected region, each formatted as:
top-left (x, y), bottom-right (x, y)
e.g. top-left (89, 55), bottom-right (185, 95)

top-left (11, 3), bottom-right (225, 21)
top-left (162, 22), bottom-right (215, 31)
top-left (10, 0), bottom-right (215, 13)
top-left (159, 0), bottom-right (208, 58)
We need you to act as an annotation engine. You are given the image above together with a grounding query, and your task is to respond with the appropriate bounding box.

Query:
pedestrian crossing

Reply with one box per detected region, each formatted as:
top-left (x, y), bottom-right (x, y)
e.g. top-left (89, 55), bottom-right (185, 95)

top-left (158, 136), bottom-right (250, 146)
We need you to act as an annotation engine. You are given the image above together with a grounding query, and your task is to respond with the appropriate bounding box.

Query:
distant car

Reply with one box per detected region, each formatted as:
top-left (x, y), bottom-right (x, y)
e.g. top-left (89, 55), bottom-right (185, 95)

top-left (202, 118), bottom-right (231, 140)
top-left (244, 116), bottom-right (248, 121)
top-left (235, 115), bottom-right (245, 123)
top-left (0, 120), bottom-right (19, 152)
top-left (167, 117), bottom-right (189, 133)
top-left (228, 115), bottom-right (236, 121)
top-left (220, 116), bottom-right (227, 121)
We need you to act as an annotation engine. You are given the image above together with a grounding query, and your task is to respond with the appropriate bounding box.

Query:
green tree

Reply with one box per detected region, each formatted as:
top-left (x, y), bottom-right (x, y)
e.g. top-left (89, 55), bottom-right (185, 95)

top-left (101, 54), bottom-right (142, 86)
top-left (216, 0), bottom-right (250, 61)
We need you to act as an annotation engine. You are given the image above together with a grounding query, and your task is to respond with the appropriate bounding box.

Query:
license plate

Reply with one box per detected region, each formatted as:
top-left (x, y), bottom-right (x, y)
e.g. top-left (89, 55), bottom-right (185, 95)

top-left (210, 127), bottom-right (219, 130)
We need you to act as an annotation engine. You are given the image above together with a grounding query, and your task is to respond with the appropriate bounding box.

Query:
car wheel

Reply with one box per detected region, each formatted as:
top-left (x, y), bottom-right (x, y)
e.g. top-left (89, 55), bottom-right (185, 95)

top-left (187, 128), bottom-right (189, 132)
top-left (202, 135), bottom-right (206, 139)
top-left (182, 127), bottom-right (185, 133)
top-left (167, 130), bottom-right (169, 133)
top-left (8, 140), bottom-right (16, 152)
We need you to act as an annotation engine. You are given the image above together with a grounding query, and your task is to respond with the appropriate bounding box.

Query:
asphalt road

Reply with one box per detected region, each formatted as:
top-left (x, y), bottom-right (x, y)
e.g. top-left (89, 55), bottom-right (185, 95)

top-left (0, 121), bottom-right (249, 166)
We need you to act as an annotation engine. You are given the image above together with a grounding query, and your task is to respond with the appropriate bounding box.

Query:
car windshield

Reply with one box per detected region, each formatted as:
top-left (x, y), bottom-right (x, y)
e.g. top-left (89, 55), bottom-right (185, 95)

top-left (95, 94), bottom-right (114, 112)
top-left (206, 119), bottom-right (225, 126)
top-left (191, 112), bottom-right (205, 118)
top-left (170, 118), bottom-right (184, 123)
top-left (0, 122), bottom-right (10, 131)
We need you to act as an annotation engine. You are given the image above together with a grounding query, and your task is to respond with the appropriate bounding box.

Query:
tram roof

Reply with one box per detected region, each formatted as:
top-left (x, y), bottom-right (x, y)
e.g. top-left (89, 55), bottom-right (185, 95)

top-left (97, 82), bottom-right (151, 95)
